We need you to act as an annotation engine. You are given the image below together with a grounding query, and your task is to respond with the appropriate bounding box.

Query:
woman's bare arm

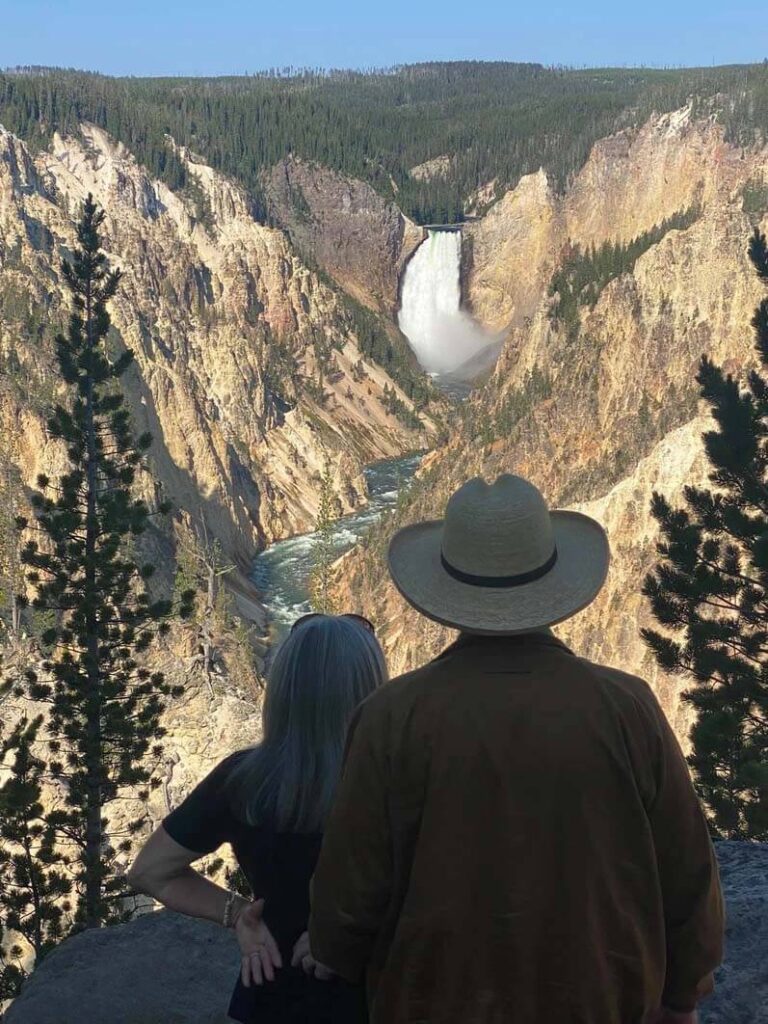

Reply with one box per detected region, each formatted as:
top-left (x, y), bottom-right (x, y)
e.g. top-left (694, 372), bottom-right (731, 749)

top-left (128, 825), bottom-right (282, 985)
top-left (128, 825), bottom-right (240, 923)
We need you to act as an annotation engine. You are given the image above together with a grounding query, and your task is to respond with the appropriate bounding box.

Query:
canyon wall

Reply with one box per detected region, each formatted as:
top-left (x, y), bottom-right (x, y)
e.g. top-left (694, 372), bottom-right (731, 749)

top-left (0, 122), bottom-right (436, 584)
top-left (463, 106), bottom-right (735, 332)
top-left (264, 156), bottom-right (424, 313)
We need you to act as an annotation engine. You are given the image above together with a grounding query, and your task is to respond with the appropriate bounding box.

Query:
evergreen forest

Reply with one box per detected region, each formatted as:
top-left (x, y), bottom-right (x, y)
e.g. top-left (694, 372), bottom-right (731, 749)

top-left (2, 61), bottom-right (768, 223)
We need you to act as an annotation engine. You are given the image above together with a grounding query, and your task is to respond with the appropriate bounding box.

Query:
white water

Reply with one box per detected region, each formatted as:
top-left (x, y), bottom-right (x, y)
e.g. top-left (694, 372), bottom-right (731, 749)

top-left (251, 453), bottom-right (423, 643)
top-left (398, 229), bottom-right (495, 377)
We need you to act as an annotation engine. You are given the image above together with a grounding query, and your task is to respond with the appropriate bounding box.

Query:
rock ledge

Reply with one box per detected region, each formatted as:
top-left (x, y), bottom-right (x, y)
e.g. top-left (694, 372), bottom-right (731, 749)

top-left (4, 841), bottom-right (766, 1023)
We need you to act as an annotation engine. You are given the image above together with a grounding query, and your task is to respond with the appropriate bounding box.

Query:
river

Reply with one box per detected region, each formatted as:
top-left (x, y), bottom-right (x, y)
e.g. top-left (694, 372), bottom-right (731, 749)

top-left (251, 452), bottom-right (423, 642)
top-left (252, 227), bottom-right (488, 644)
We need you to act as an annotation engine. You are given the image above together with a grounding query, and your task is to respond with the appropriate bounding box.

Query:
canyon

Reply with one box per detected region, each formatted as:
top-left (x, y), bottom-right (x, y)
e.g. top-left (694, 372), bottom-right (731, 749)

top-left (2, 69), bottom-right (768, 1017)
top-left (1, 95), bottom-right (767, 835)
top-left (0, 122), bottom-right (437, 581)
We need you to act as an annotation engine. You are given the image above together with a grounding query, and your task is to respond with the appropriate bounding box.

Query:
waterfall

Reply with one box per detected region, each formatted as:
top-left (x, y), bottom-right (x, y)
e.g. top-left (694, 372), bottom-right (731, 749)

top-left (398, 229), bottom-right (494, 377)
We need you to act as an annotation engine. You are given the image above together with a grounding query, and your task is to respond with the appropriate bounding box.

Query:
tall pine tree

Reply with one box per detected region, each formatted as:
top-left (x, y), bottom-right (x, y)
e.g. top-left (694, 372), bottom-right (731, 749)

top-left (16, 196), bottom-right (191, 928)
top-left (642, 227), bottom-right (768, 840)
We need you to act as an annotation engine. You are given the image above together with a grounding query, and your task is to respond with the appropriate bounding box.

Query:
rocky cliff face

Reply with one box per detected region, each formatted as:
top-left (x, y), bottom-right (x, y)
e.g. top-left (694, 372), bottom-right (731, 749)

top-left (338, 107), bottom-right (768, 747)
top-left (462, 168), bottom-right (556, 333)
top-left (0, 123), bottom-right (435, 581)
top-left (264, 156), bottom-right (424, 313)
top-left (558, 419), bottom-right (711, 740)
top-left (464, 106), bottom-right (737, 332)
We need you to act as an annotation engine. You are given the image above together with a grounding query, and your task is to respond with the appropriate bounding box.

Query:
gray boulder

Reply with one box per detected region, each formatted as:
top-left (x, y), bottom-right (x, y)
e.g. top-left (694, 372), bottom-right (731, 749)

top-left (701, 841), bottom-right (768, 1024)
top-left (3, 911), bottom-right (239, 1024)
top-left (4, 842), bottom-right (767, 1023)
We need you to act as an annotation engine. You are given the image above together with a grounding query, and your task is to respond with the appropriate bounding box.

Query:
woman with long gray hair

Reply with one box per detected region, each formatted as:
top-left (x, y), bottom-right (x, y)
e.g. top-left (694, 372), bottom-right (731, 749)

top-left (128, 613), bottom-right (387, 1023)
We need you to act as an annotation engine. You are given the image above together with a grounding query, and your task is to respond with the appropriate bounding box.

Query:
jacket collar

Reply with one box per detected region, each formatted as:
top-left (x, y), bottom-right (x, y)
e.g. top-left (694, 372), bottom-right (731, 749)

top-left (440, 630), bottom-right (575, 660)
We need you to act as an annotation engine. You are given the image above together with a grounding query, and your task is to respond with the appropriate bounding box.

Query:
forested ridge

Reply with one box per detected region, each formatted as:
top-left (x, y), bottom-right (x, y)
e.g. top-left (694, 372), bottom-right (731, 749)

top-left (2, 62), bottom-right (768, 223)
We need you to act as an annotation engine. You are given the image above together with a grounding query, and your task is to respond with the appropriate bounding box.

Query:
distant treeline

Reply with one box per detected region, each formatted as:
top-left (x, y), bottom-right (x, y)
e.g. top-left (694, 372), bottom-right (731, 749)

top-left (2, 62), bottom-right (768, 223)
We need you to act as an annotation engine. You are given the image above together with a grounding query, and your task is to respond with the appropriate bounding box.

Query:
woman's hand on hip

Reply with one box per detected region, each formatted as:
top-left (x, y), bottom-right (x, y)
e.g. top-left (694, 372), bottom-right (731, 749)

top-left (291, 930), bottom-right (336, 980)
top-left (234, 898), bottom-right (283, 987)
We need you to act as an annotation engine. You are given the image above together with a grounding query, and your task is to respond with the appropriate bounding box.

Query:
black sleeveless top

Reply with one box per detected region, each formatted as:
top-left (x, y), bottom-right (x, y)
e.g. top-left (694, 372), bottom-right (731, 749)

top-left (163, 751), bottom-right (367, 1024)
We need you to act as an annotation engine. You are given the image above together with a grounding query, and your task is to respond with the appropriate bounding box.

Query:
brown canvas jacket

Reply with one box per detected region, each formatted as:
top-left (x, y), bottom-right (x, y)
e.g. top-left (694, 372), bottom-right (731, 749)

top-left (309, 632), bottom-right (724, 1024)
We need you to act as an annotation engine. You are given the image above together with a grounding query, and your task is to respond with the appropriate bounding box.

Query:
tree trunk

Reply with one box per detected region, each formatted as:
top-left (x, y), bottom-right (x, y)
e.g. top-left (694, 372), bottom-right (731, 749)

top-left (83, 271), bottom-right (103, 929)
top-left (202, 560), bottom-right (215, 691)
top-left (22, 830), bottom-right (43, 957)
top-left (10, 591), bottom-right (20, 636)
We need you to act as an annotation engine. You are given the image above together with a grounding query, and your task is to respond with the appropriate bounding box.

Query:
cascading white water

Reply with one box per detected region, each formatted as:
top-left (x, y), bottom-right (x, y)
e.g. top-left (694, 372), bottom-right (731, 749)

top-left (398, 229), bottom-right (493, 377)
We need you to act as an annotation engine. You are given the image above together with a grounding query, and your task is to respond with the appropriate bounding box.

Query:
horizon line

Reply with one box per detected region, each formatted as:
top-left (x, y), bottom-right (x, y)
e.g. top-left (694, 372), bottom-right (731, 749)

top-left (2, 58), bottom-right (767, 81)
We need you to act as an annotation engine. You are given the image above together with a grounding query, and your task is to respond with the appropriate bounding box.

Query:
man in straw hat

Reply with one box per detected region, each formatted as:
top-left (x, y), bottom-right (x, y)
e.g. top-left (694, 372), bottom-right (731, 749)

top-left (308, 475), bottom-right (724, 1023)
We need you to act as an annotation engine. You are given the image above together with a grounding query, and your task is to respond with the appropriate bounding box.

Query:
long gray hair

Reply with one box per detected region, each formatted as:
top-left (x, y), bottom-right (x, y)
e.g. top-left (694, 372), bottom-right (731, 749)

top-left (228, 615), bottom-right (387, 833)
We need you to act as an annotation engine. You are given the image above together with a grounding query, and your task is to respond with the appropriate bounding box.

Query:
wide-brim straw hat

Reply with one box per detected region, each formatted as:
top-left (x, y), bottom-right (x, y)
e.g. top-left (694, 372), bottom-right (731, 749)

top-left (388, 474), bottom-right (610, 635)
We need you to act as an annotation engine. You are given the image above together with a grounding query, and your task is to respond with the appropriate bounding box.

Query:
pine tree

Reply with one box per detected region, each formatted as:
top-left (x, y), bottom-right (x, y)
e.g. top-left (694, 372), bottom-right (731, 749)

top-left (15, 196), bottom-right (191, 928)
top-left (0, 713), bottom-right (72, 998)
top-left (310, 459), bottom-right (339, 614)
top-left (642, 227), bottom-right (768, 840)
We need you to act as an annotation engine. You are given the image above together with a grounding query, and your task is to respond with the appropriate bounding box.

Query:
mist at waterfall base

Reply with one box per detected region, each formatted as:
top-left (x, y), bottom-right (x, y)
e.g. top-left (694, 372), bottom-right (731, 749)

top-left (398, 230), bottom-right (500, 379)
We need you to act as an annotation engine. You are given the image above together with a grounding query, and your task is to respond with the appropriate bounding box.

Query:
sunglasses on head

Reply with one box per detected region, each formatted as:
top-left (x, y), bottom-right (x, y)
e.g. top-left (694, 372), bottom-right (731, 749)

top-left (291, 612), bottom-right (376, 636)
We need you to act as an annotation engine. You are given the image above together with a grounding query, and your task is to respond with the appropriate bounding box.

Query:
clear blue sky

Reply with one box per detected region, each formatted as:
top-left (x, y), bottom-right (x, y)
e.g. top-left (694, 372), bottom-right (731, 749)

top-left (0, 0), bottom-right (765, 76)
